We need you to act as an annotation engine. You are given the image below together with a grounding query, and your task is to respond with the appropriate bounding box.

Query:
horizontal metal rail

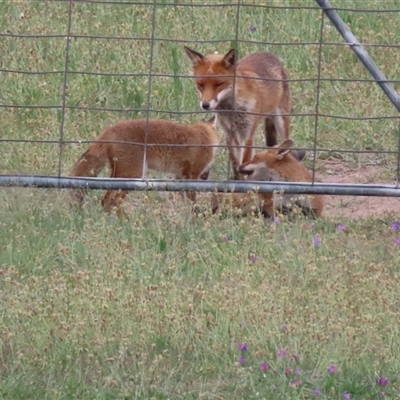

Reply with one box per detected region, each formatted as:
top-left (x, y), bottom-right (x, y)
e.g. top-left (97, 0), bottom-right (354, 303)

top-left (0, 176), bottom-right (399, 197)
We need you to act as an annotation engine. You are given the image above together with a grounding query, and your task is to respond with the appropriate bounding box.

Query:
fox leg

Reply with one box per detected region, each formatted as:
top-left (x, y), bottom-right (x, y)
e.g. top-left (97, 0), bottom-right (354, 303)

top-left (273, 109), bottom-right (290, 142)
top-left (260, 194), bottom-right (275, 218)
top-left (101, 159), bottom-right (142, 217)
top-left (183, 191), bottom-right (196, 203)
top-left (199, 168), bottom-right (210, 180)
top-left (265, 117), bottom-right (277, 147)
top-left (101, 190), bottom-right (129, 218)
top-left (229, 125), bottom-right (257, 179)
top-left (242, 124), bottom-right (258, 165)
top-left (267, 112), bottom-right (305, 161)
top-left (226, 137), bottom-right (243, 180)
top-left (178, 160), bottom-right (199, 204)
top-left (179, 160), bottom-right (213, 205)
top-left (265, 109), bottom-right (290, 147)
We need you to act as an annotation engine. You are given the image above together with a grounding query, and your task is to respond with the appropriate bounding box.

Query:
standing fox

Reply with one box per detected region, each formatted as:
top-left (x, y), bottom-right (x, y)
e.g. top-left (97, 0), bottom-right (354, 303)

top-left (70, 118), bottom-right (219, 216)
top-left (184, 46), bottom-right (291, 178)
top-left (212, 140), bottom-right (324, 218)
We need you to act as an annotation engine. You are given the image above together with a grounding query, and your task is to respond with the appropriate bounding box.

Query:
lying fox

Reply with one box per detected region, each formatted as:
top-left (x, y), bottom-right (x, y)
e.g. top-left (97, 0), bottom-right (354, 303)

top-left (70, 118), bottom-right (219, 216)
top-left (184, 46), bottom-right (291, 178)
top-left (212, 140), bottom-right (324, 218)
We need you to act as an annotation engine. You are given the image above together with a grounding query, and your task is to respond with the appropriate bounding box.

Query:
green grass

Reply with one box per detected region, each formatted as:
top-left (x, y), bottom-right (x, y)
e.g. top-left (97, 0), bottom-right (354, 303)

top-left (1, 189), bottom-right (400, 399)
top-left (1, 1), bottom-right (400, 398)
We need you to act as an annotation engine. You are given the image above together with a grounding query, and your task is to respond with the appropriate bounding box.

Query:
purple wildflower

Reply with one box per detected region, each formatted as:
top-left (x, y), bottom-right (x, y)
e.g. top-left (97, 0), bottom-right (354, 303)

top-left (239, 356), bottom-right (246, 364)
top-left (295, 367), bottom-right (301, 374)
top-left (337, 224), bottom-right (347, 231)
top-left (285, 367), bottom-right (292, 375)
top-left (327, 364), bottom-right (337, 373)
top-left (249, 255), bottom-right (257, 263)
top-left (313, 387), bottom-right (321, 396)
top-left (313, 234), bottom-right (321, 247)
top-left (248, 25), bottom-right (256, 33)
top-left (238, 342), bottom-right (248, 352)
top-left (274, 216), bottom-right (280, 224)
top-left (343, 392), bottom-right (351, 399)
top-left (278, 348), bottom-right (287, 357)
top-left (292, 379), bottom-right (301, 387)
top-left (260, 361), bottom-right (269, 371)
top-left (395, 237), bottom-right (400, 245)
top-left (376, 376), bottom-right (389, 386)
top-left (292, 354), bottom-right (300, 362)
top-left (281, 325), bottom-right (288, 332)
top-left (391, 221), bottom-right (400, 231)
top-left (223, 236), bottom-right (232, 242)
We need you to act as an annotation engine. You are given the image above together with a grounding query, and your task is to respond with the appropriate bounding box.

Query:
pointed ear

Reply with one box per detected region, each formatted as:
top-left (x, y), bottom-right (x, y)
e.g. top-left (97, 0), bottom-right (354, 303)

top-left (184, 46), bottom-right (204, 67)
top-left (279, 139), bottom-right (293, 149)
top-left (205, 115), bottom-right (216, 126)
top-left (222, 49), bottom-right (238, 68)
top-left (276, 139), bottom-right (293, 160)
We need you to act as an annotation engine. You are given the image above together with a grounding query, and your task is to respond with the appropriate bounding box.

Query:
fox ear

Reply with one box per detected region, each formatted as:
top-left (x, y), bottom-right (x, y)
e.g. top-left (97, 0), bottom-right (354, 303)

top-left (184, 46), bottom-right (204, 67)
top-left (222, 49), bottom-right (238, 68)
top-left (278, 139), bottom-right (293, 149)
top-left (276, 139), bottom-right (293, 160)
top-left (205, 115), bottom-right (216, 126)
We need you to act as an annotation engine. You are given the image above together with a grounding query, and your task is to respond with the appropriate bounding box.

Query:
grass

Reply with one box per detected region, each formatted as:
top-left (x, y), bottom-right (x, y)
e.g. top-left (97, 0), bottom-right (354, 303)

top-left (1, 1), bottom-right (400, 398)
top-left (1, 189), bottom-right (400, 399)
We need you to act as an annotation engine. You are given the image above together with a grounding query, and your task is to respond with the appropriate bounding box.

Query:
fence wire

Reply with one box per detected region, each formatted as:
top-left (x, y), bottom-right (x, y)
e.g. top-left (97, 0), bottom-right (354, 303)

top-left (0, 0), bottom-right (399, 196)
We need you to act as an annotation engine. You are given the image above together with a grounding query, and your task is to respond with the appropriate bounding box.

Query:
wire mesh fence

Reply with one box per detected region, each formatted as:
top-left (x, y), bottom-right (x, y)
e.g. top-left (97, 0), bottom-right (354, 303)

top-left (0, 0), bottom-right (399, 196)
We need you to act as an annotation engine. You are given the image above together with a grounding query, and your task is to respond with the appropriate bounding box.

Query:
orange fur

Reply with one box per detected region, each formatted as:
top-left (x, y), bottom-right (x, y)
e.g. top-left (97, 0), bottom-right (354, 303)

top-left (70, 118), bottom-right (219, 216)
top-left (212, 140), bottom-right (324, 218)
top-left (185, 47), bottom-right (291, 178)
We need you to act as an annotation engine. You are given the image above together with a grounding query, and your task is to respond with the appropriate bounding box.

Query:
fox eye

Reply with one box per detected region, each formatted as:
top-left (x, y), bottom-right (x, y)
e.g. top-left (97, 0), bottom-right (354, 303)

top-left (197, 83), bottom-right (204, 89)
top-left (214, 82), bottom-right (223, 88)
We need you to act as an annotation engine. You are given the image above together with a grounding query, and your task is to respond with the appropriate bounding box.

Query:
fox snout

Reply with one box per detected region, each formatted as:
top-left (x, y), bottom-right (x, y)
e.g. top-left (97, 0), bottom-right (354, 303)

top-left (200, 99), bottom-right (219, 111)
top-left (199, 86), bottom-right (232, 111)
top-left (201, 101), bottom-right (211, 110)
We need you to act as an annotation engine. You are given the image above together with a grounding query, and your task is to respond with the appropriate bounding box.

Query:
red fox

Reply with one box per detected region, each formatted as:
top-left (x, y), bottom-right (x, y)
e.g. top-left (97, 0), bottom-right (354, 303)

top-left (212, 140), bottom-right (324, 218)
top-left (184, 46), bottom-right (291, 178)
top-left (70, 118), bottom-right (219, 216)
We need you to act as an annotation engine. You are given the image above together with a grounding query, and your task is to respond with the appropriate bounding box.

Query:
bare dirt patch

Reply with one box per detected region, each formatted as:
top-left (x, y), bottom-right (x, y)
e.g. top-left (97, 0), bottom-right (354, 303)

top-left (122, 159), bottom-right (400, 221)
top-left (316, 159), bottom-right (400, 219)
